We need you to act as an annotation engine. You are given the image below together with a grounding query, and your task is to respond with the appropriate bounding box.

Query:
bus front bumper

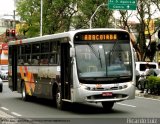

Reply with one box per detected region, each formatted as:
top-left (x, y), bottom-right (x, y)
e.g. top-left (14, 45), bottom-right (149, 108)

top-left (72, 83), bottom-right (135, 103)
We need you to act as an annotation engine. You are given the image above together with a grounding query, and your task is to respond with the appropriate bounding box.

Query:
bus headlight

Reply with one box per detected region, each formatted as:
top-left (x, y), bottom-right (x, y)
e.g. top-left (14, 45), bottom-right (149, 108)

top-left (118, 84), bottom-right (128, 89)
top-left (80, 84), bottom-right (91, 90)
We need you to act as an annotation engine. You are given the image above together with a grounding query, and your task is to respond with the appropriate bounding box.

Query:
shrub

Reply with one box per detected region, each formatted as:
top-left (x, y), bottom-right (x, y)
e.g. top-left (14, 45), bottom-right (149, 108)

top-left (147, 76), bottom-right (160, 95)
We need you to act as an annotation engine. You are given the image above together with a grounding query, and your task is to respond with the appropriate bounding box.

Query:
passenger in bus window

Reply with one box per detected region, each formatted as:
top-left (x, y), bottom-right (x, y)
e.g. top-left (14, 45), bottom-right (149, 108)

top-left (50, 57), bottom-right (54, 64)
top-left (18, 59), bottom-right (24, 65)
top-left (44, 59), bottom-right (48, 64)
top-left (40, 59), bottom-right (48, 65)
top-left (32, 59), bottom-right (39, 65)
top-left (40, 59), bottom-right (43, 65)
top-left (24, 62), bottom-right (29, 65)
top-left (28, 59), bottom-right (32, 65)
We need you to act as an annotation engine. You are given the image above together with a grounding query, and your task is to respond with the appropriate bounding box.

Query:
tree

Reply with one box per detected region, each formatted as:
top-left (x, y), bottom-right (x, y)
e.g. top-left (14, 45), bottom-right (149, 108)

top-left (16, 0), bottom-right (77, 37)
top-left (118, 10), bottom-right (141, 61)
top-left (118, 0), bottom-right (160, 61)
top-left (72, 0), bottom-right (113, 29)
top-left (16, 0), bottom-right (40, 37)
top-left (16, 0), bottom-right (160, 62)
top-left (42, 0), bottom-right (77, 34)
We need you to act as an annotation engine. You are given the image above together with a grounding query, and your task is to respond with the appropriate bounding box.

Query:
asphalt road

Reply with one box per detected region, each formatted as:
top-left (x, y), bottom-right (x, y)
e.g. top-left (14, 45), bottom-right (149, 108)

top-left (0, 82), bottom-right (160, 122)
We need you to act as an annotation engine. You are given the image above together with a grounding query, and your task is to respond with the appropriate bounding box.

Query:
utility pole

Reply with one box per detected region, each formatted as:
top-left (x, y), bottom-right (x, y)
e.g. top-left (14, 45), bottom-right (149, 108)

top-left (89, 3), bottom-right (107, 29)
top-left (13, 0), bottom-right (16, 29)
top-left (13, 10), bottom-right (16, 29)
top-left (40, 0), bottom-right (43, 36)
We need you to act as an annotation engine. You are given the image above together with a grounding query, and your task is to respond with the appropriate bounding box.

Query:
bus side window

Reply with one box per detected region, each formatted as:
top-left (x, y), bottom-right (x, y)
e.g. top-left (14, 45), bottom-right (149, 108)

top-left (32, 59), bottom-right (39, 65)
top-left (18, 59), bottom-right (24, 65)
top-left (32, 43), bottom-right (40, 53)
top-left (24, 55), bottom-right (31, 65)
top-left (40, 54), bottom-right (49, 65)
top-left (50, 57), bottom-right (54, 64)
top-left (49, 54), bottom-right (57, 65)
top-left (41, 42), bottom-right (49, 53)
top-left (50, 41), bottom-right (58, 53)
top-left (40, 59), bottom-right (48, 65)
top-left (32, 55), bottom-right (40, 65)
top-left (28, 59), bottom-right (32, 64)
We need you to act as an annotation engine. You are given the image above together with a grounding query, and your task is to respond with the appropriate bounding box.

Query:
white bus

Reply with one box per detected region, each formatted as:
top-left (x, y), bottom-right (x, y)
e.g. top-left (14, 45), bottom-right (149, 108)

top-left (8, 28), bottom-right (136, 110)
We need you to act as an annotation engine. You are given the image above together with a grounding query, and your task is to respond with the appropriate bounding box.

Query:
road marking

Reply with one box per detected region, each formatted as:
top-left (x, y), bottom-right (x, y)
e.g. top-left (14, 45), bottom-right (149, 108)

top-left (116, 103), bottom-right (136, 107)
top-left (136, 96), bottom-right (160, 102)
top-left (1, 107), bottom-right (9, 111)
top-left (0, 107), bottom-right (22, 117)
top-left (11, 112), bottom-right (22, 117)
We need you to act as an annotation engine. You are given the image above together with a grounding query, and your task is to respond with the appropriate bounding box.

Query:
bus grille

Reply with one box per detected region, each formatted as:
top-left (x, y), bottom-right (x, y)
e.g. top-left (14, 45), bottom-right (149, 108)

top-left (93, 87), bottom-right (119, 91)
top-left (87, 94), bottom-right (127, 100)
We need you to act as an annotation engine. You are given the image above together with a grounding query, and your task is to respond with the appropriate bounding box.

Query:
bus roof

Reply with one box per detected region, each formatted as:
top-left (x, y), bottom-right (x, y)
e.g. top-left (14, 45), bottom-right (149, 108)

top-left (8, 28), bottom-right (128, 46)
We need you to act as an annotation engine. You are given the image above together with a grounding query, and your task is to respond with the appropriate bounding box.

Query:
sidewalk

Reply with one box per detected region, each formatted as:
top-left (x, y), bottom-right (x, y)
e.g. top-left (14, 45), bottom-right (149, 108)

top-left (136, 90), bottom-right (160, 100)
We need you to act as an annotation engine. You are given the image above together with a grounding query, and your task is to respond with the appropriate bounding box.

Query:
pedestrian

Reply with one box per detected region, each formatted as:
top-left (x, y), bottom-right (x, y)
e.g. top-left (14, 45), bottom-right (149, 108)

top-left (135, 70), bottom-right (140, 88)
top-left (139, 64), bottom-right (150, 93)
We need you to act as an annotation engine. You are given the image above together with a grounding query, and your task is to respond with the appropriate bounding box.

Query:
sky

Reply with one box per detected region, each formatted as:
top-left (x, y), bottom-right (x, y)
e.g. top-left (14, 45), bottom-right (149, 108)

top-left (113, 6), bottom-right (160, 23)
top-left (0, 0), bottom-right (15, 16)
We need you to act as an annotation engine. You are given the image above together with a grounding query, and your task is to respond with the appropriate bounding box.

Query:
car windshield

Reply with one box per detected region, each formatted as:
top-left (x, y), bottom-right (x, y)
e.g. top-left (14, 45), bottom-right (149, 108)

top-left (75, 41), bottom-right (132, 83)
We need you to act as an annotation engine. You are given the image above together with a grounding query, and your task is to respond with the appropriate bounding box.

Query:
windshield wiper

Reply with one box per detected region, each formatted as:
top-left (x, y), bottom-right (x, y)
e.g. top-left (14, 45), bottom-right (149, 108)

top-left (88, 43), bottom-right (102, 68)
top-left (108, 40), bottom-right (119, 65)
top-left (110, 40), bottom-right (119, 54)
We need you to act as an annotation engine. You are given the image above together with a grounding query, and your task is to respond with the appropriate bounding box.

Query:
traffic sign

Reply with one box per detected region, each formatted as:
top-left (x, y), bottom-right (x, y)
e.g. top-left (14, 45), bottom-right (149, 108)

top-left (108, 0), bottom-right (137, 10)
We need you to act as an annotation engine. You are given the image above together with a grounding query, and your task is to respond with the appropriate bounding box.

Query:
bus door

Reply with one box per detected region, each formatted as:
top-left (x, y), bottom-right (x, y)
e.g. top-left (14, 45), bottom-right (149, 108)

top-left (9, 46), bottom-right (18, 91)
top-left (60, 42), bottom-right (72, 100)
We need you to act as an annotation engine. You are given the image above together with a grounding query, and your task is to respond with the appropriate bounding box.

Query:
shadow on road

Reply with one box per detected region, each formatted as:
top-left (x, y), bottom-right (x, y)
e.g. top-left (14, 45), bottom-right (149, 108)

top-left (15, 97), bottom-right (129, 115)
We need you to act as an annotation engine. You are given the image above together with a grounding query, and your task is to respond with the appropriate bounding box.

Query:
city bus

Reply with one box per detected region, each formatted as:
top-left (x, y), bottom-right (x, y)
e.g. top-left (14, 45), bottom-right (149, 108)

top-left (8, 28), bottom-right (136, 110)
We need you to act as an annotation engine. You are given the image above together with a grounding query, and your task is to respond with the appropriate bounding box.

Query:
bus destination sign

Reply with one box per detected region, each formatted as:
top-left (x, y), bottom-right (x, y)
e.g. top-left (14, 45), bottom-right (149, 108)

top-left (82, 34), bottom-right (117, 41)
top-left (74, 32), bottom-right (130, 42)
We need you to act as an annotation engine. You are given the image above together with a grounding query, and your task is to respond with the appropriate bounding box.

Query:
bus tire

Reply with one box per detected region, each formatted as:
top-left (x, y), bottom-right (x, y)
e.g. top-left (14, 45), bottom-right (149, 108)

top-left (0, 83), bottom-right (3, 92)
top-left (55, 89), bottom-right (65, 110)
top-left (102, 102), bottom-right (114, 111)
top-left (21, 83), bottom-right (30, 101)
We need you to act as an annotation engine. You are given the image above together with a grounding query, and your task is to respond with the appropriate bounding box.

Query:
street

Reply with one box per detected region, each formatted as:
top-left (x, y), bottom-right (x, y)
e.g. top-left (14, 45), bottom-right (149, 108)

top-left (0, 82), bottom-right (160, 119)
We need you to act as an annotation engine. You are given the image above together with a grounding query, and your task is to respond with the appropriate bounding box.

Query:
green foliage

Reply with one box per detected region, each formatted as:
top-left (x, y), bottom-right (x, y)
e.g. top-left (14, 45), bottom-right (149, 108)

top-left (17, 0), bottom-right (77, 37)
top-left (73, 0), bottom-right (113, 29)
top-left (16, 0), bottom-right (113, 37)
top-left (147, 76), bottom-right (160, 94)
top-left (16, 0), bottom-right (40, 37)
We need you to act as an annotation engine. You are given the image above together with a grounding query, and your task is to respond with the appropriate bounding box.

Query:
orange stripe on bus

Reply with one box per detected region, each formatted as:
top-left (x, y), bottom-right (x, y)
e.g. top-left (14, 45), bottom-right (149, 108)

top-left (19, 66), bottom-right (24, 79)
top-left (22, 66), bottom-right (35, 95)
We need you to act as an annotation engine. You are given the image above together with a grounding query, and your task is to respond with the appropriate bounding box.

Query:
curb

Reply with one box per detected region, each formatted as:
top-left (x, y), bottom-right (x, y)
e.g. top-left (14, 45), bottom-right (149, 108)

top-left (136, 90), bottom-right (160, 100)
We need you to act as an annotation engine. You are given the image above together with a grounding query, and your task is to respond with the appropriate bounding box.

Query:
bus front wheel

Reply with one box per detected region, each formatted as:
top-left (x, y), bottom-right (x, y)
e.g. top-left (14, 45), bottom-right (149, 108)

top-left (102, 102), bottom-right (114, 111)
top-left (55, 89), bottom-right (65, 110)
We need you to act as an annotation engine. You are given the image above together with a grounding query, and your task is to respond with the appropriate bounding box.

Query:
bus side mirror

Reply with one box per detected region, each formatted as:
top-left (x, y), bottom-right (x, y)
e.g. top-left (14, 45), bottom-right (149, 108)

top-left (70, 48), bottom-right (75, 57)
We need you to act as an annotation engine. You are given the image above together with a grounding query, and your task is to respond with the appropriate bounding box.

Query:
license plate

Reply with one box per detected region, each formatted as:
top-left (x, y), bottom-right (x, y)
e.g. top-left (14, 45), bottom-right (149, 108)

top-left (102, 92), bottom-right (113, 96)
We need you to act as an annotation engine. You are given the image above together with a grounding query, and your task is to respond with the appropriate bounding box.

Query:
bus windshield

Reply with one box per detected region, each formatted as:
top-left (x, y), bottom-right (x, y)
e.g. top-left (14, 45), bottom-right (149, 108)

top-left (75, 41), bottom-right (132, 83)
